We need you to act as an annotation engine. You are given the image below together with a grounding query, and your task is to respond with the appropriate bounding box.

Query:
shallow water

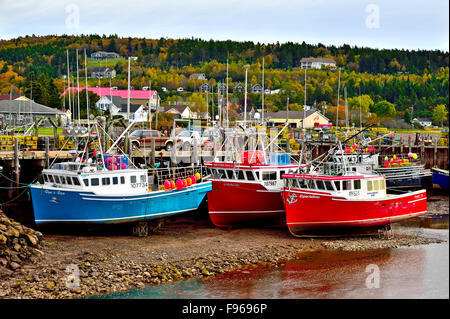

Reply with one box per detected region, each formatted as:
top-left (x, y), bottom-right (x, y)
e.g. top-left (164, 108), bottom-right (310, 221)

top-left (96, 223), bottom-right (449, 299)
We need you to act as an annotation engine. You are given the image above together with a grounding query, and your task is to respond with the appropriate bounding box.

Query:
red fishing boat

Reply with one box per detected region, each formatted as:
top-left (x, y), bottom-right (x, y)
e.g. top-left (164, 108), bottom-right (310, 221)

top-left (282, 173), bottom-right (427, 236)
top-left (205, 150), bottom-right (298, 228)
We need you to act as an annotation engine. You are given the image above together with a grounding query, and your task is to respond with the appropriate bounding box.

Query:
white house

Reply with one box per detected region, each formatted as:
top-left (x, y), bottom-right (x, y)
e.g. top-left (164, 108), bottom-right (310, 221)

top-left (162, 105), bottom-right (195, 119)
top-left (189, 73), bottom-right (207, 80)
top-left (300, 57), bottom-right (336, 70)
top-left (413, 118), bottom-right (432, 127)
top-left (95, 95), bottom-right (146, 121)
top-left (177, 87), bottom-right (184, 92)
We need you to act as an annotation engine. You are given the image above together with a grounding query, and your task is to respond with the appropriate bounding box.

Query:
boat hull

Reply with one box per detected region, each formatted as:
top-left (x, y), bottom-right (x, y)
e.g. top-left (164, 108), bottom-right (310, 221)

top-left (29, 181), bottom-right (212, 224)
top-left (432, 168), bottom-right (449, 190)
top-left (283, 188), bottom-right (427, 236)
top-left (207, 180), bottom-right (285, 227)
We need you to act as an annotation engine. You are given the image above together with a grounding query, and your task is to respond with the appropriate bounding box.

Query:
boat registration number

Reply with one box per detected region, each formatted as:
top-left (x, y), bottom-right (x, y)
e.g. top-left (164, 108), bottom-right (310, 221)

top-left (131, 183), bottom-right (148, 188)
top-left (264, 181), bottom-right (277, 187)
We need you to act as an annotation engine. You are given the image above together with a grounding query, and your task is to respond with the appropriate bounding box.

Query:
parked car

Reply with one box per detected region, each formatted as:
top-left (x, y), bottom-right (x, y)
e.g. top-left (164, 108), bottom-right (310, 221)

top-left (176, 130), bottom-right (207, 149)
top-left (129, 129), bottom-right (174, 151)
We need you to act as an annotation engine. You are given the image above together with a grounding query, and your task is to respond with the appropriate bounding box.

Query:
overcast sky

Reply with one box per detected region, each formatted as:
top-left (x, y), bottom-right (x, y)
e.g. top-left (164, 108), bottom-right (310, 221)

top-left (0, 0), bottom-right (448, 51)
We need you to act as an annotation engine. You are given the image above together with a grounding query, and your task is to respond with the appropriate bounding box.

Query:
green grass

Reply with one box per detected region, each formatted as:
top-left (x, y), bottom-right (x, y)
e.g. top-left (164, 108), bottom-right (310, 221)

top-left (87, 57), bottom-right (125, 68)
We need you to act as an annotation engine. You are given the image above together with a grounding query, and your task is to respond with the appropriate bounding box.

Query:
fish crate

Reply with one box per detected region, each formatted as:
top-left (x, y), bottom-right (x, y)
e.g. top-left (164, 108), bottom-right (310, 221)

top-left (0, 136), bottom-right (12, 142)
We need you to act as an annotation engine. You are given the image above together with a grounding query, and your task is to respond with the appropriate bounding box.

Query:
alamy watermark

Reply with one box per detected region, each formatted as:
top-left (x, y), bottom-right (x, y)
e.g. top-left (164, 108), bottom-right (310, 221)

top-left (365, 264), bottom-right (380, 289)
top-left (65, 263), bottom-right (80, 289)
top-left (365, 4), bottom-right (380, 29)
top-left (65, 3), bottom-right (80, 29)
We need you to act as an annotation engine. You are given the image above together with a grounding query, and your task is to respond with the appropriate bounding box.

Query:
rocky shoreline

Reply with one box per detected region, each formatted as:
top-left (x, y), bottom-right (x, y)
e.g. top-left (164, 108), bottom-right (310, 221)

top-left (0, 197), bottom-right (447, 299)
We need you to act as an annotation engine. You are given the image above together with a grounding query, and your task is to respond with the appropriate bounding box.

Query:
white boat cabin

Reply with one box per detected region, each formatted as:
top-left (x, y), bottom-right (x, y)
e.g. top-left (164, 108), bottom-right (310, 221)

top-left (40, 162), bottom-right (149, 195)
top-left (205, 163), bottom-right (298, 190)
top-left (283, 174), bottom-right (387, 199)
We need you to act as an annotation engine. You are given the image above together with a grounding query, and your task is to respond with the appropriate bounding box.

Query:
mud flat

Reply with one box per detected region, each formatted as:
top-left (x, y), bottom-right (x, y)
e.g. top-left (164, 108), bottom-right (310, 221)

top-left (0, 196), bottom-right (447, 299)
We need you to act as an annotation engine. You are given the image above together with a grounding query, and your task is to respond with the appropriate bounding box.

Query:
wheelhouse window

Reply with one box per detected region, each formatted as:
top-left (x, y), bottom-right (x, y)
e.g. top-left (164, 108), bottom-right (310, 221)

top-left (245, 171), bottom-right (255, 181)
top-left (102, 177), bottom-right (111, 185)
top-left (316, 180), bottom-right (325, 190)
top-left (66, 176), bottom-right (73, 185)
top-left (83, 179), bottom-right (89, 186)
top-left (112, 177), bottom-right (118, 185)
top-left (130, 176), bottom-right (137, 183)
top-left (91, 178), bottom-right (99, 186)
top-left (262, 171), bottom-right (277, 180)
top-left (140, 175), bottom-right (147, 183)
top-left (237, 170), bottom-right (245, 180)
top-left (54, 176), bottom-right (60, 184)
top-left (43, 174), bottom-right (48, 183)
top-left (373, 180), bottom-right (379, 191)
top-left (354, 180), bottom-right (361, 190)
top-left (325, 181), bottom-right (334, 191)
top-left (48, 175), bottom-right (54, 183)
top-left (334, 181), bottom-right (341, 191)
top-left (380, 179), bottom-right (386, 190)
top-left (367, 180), bottom-right (373, 191)
top-left (342, 180), bottom-right (352, 191)
top-left (120, 176), bottom-right (125, 184)
top-left (72, 177), bottom-right (80, 186)
top-left (226, 170), bottom-right (235, 179)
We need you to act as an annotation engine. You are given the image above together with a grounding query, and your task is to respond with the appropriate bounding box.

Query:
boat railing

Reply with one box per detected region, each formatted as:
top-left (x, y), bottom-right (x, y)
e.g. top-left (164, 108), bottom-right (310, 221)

top-left (147, 165), bottom-right (209, 189)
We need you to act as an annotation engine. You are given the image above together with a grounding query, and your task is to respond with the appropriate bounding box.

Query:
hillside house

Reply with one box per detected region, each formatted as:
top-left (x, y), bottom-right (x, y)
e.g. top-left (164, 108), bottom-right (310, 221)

top-left (90, 51), bottom-right (121, 60)
top-left (300, 57), bottom-right (336, 70)
top-left (91, 67), bottom-right (116, 79)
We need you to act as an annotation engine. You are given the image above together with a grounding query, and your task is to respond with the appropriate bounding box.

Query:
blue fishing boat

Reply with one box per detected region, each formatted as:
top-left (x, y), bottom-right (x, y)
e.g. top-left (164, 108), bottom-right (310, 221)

top-left (29, 118), bottom-right (212, 235)
top-left (432, 167), bottom-right (449, 190)
top-left (29, 161), bottom-right (211, 234)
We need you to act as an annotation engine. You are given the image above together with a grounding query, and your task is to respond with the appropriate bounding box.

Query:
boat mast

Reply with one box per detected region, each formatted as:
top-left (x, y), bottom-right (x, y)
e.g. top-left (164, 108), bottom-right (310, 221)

top-left (150, 79), bottom-right (152, 130)
top-left (261, 57), bottom-right (265, 125)
top-left (84, 48), bottom-right (90, 132)
top-left (336, 68), bottom-right (341, 128)
top-left (303, 67), bottom-right (306, 128)
top-left (226, 56), bottom-right (229, 128)
top-left (76, 48), bottom-right (81, 126)
top-left (66, 49), bottom-right (71, 124)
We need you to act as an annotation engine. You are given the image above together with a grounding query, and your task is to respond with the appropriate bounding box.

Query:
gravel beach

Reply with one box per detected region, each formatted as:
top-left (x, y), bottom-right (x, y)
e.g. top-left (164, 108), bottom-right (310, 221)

top-left (0, 196), bottom-right (447, 299)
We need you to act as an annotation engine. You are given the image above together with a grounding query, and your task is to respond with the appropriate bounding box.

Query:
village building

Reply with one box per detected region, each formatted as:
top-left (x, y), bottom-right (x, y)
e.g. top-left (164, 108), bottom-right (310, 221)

top-left (413, 118), bottom-right (433, 127)
top-left (0, 96), bottom-right (67, 126)
top-left (233, 83), bottom-right (244, 93)
top-left (251, 84), bottom-right (263, 94)
top-left (91, 67), bottom-right (116, 79)
top-left (63, 87), bottom-right (160, 112)
top-left (90, 51), bottom-right (121, 60)
top-left (265, 109), bottom-right (330, 129)
top-left (161, 105), bottom-right (196, 119)
top-left (199, 83), bottom-right (210, 93)
top-left (189, 73), bottom-right (207, 80)
top-left (300, 57), bottom-right (336, 70)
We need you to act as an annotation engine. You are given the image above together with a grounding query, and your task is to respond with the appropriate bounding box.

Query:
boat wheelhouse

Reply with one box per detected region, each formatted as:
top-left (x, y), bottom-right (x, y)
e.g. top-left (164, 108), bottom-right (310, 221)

top-left (282, 173), bottom-right (427, 236)
top-left (205, 160), bottom-right (298, 227)
top-left (328, 150), bottom-right (432, 189)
